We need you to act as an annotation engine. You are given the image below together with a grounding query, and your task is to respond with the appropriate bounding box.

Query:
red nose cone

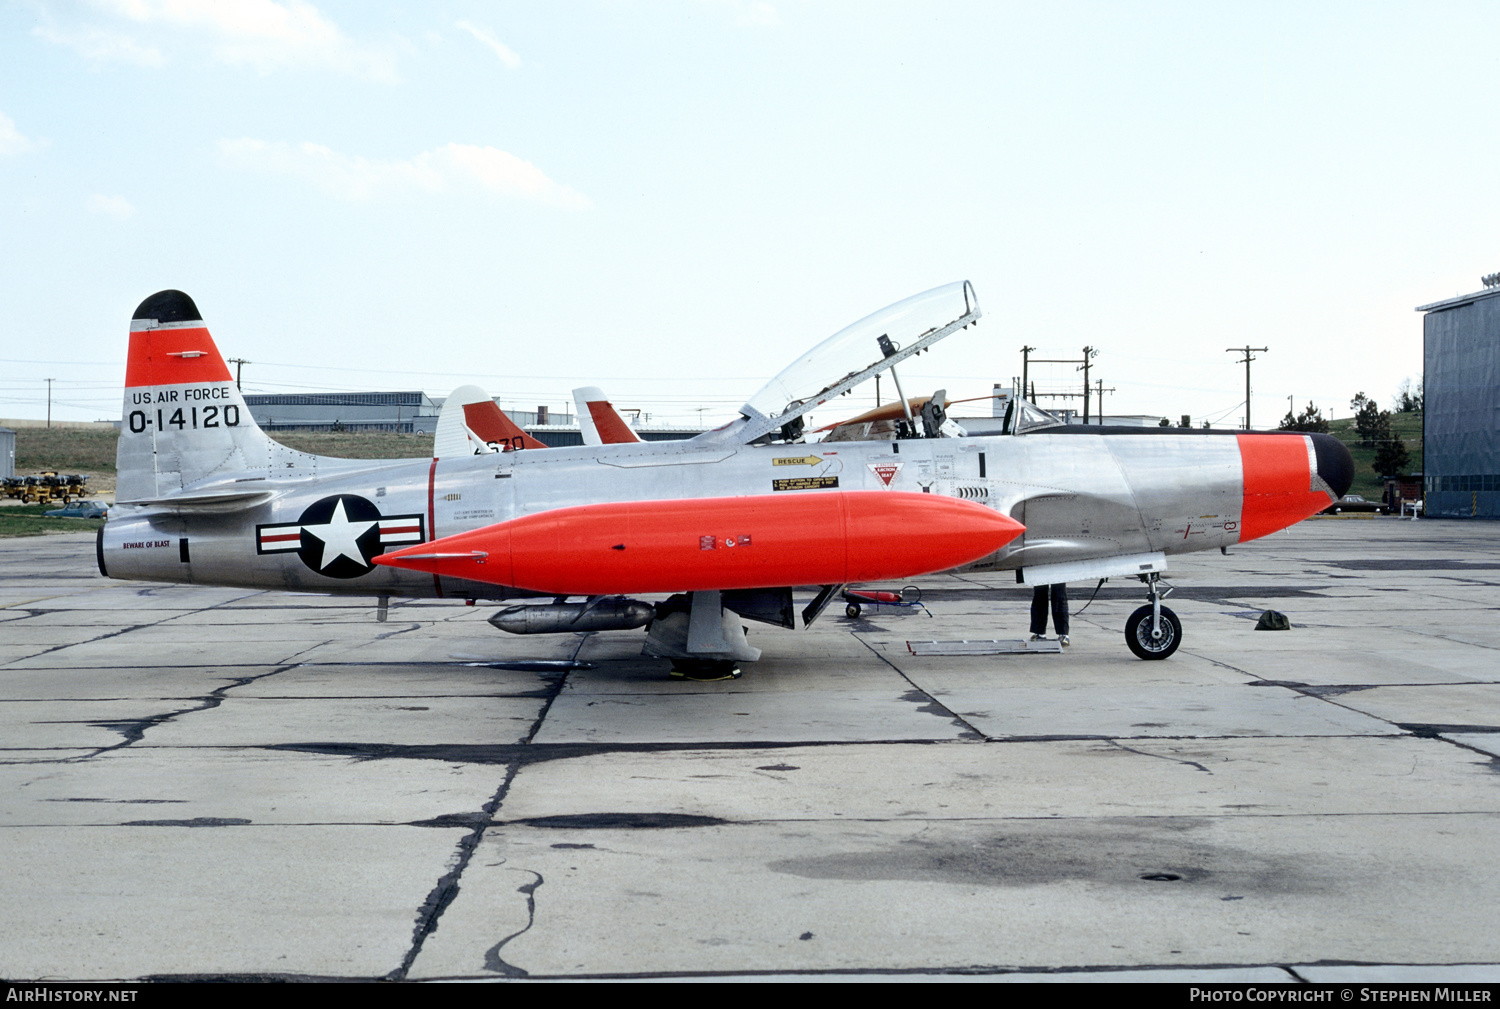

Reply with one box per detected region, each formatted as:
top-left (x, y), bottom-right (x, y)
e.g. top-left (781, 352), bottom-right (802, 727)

top-left (374, 490), bottom-right (1023, 594)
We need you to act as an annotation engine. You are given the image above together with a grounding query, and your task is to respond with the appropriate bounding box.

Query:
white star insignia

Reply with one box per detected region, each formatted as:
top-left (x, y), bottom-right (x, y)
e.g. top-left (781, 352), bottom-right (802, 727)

top-left (300, 499), bottom-right (378, 571)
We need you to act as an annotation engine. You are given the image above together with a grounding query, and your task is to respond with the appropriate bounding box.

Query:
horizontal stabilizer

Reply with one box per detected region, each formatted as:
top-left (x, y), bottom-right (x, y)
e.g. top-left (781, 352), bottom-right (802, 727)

top-left (119, 490), bottom-right (277, 512)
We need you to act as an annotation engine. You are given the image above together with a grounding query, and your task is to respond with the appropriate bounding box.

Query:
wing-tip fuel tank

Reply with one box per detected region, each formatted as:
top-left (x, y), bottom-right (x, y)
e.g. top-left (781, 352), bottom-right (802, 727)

top-left (1238, 432), bottom-right (1354, 542)
top-left (373, 490), bottom-right (1025, 596)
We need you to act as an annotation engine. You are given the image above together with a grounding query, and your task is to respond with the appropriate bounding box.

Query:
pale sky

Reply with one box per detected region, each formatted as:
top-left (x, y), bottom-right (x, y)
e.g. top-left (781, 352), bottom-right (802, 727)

top-left (2, 1), bottom-right (1495, 429)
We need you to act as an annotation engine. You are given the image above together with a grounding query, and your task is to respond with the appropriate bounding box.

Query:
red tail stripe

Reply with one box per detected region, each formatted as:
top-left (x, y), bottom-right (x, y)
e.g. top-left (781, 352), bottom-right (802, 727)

top-left (125, 329), bottom-right (232, 387)
top-left (462, 401), bottom-right (548, 451)
top-left (587, 400), bottom-right (642, 444)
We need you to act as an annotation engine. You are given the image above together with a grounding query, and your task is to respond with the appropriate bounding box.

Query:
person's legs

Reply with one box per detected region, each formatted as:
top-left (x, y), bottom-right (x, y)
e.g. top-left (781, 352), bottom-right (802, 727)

top-left (1052, 583), bottom-right (1070, 638)
top-left (1030, 585), bottom-right (1049, 637)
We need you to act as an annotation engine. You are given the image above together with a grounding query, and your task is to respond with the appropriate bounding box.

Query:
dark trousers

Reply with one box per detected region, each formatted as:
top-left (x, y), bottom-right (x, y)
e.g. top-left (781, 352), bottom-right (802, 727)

top-left (1030, 583), bottom-right (1069, 636)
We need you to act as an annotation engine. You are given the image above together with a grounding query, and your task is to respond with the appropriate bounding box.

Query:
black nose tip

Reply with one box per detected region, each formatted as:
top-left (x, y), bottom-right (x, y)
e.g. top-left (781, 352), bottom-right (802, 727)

top-left (1310, 433), bottom-right (1354, 498)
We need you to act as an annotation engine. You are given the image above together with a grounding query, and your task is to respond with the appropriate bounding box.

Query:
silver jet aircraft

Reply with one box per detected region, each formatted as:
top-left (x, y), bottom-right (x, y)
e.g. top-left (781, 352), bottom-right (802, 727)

top-left (99, 282), bottom-right (1353, 676)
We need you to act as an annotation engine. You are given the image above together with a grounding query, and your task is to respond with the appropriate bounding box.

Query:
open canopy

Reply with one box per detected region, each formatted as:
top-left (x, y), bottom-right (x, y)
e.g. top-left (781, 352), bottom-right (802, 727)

top-left (729, 281), bottom-right (981, 444)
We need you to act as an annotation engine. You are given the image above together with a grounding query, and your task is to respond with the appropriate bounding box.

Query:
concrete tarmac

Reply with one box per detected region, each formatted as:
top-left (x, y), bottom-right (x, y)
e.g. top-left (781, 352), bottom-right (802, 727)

top-left (3, 517), bottom-right (1500, 982)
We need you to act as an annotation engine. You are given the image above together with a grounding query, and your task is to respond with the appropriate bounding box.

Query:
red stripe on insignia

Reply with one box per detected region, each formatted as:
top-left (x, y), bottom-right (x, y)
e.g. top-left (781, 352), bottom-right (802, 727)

top-left (427, 458), bottom-right (442, 598)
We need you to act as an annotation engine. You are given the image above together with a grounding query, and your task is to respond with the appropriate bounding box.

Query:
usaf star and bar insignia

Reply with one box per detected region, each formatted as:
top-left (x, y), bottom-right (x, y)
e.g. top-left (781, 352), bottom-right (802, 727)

top-left (256, 494), bottom-right (425, 579)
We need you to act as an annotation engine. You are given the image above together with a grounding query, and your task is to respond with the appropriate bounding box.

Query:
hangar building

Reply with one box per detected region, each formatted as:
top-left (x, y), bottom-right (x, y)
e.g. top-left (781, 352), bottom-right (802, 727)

top-left (1416, 284), bottom-right (1500, 518)
top-left (243, 392), bottom-right (442, 434)
top-left (239, 392), bottom-right (702, 445)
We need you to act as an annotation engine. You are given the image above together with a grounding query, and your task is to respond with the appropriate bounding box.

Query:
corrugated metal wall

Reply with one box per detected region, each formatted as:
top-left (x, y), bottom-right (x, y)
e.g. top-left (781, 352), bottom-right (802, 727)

top-left (0, 428), bottom-right (13, 480)
top-left (1424, 293), bottom-right (1500, 518)
top-left (242, 392), bottom-right (440, 433)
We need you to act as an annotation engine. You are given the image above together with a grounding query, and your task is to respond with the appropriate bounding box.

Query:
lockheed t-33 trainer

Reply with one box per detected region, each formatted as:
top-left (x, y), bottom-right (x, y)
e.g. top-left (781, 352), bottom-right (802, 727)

top-left (99, 283), bottom-right (1354, 676)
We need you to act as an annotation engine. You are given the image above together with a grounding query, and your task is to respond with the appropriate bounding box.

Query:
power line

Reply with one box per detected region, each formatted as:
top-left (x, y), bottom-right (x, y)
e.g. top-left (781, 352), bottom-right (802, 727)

top-left (1225, 346), bottom-right (1268, 430)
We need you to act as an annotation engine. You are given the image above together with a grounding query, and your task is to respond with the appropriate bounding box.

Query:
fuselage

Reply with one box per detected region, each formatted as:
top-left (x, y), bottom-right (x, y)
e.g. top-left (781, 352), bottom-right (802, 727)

top-left (99, 427), bottom-right (1316, 599)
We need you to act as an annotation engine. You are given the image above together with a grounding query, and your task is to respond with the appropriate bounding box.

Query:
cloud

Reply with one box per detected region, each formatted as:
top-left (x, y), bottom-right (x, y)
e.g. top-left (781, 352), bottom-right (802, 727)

top-left (38, 0), bottom-right (394, 78)
top-left (0, 112), bottom-right (43, 156)
top-left (736, 2), bottom-right (779, 27)
top-left (32, 22), bottom-right (165, 65)
top-left (88, 193), bottom-right (136, 219)
top-left (454, 20), bottom-right (520, 69)
top-left (218, 138), bottom-right (592, 210)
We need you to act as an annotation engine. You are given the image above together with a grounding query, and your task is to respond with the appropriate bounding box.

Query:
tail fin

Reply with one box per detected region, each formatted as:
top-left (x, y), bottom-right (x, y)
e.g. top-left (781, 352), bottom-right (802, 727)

top-left (118, 291), bottom-right (315, 502)
top-left (573, 386), bottom-right (644, 446)
top-left (433, 384), bottom-right (547, 458)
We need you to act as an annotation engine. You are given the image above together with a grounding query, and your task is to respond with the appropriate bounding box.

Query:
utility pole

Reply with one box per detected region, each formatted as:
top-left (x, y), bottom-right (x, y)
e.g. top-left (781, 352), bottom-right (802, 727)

top-left (1077, 346), bottom-right (1098, 423)
top-left (1226, 346), bottom-right (1268, 430)
top-left (226, 358), bottom-right (249, 391)
top-left (1095, 379), bottom-right (1116, 425)
top-left (1019, 346), bottom-right (1035, 401)
top-left (45, 378), bottom-right (54, 428)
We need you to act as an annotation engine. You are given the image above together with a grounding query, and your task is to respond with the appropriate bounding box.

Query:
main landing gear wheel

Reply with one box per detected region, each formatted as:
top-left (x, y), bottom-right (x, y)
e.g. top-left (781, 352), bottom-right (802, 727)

top-left (845, 602), bottom-right (862, 618)
top-left (668, 659), bottom-right (743, 681)
top-left (1125, 604), bottom-right (1182, 660)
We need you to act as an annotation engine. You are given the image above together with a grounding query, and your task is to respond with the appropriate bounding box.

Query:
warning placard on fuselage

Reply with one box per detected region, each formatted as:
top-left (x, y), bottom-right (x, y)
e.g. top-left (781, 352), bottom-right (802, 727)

top-left (772, 476), bottom-right (840, 492)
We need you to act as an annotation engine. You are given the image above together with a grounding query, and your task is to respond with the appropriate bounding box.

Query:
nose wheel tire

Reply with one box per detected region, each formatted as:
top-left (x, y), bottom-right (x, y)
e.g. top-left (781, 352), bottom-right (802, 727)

top-left (845, 603), bottom-right (862, 618)
top-left (1125, 604), bottom-right (1182, 660)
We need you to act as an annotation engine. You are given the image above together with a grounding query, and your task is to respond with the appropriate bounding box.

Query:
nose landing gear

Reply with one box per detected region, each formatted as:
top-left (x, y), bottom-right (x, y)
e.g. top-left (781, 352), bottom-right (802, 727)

top-left (1125, 573), bottom-right (1181, 660)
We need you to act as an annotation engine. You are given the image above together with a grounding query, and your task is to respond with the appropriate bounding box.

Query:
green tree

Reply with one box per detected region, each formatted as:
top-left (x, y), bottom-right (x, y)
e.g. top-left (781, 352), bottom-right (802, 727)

top-left (1351, 392), bottom-right (1381, 447)
top-left (1372, 424), bottom-right (1411, 476)
top-left (1278, 401), bottom-right (1330, 433)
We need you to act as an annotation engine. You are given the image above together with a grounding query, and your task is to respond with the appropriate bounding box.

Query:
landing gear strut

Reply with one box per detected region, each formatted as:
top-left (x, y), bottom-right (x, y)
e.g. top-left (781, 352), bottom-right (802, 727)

top-left (1125, 572), bottom-right (1181, 660)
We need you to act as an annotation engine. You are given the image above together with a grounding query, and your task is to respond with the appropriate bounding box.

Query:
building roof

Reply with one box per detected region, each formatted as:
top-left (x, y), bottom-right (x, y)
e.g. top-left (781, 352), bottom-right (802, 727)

top-left (1415, 286), bottom-right (1500, 313)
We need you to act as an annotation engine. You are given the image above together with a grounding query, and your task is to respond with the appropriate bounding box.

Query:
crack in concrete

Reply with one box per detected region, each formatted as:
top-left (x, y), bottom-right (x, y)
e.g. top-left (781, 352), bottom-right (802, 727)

top-left (388, 633), bottom-right (586, 981)
top-left (2, 589), bottom-right (274, 669)
top-left (66, 654), bottom-right (320, 762)
top-left (481, 868), bottom-right (543, 977)
top-left (1106, 739), bottom-right (1213, 774)
top-left (852, 634), bottom-right (985, 740)
top-left (129, 961), bottom-right (1319, 982)
top-left (263, 737), bottom-right (950, 766)
top-left (375, 622), bottom-right (423, 640)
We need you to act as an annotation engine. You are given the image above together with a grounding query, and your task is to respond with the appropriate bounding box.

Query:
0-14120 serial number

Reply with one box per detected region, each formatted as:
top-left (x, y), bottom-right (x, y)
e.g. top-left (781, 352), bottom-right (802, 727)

top-left (127, 405), bottom-right (241, 433)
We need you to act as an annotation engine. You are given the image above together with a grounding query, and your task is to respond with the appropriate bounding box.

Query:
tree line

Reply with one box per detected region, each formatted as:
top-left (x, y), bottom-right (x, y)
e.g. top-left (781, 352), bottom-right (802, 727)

top-left (1277, 380), bottom-right (1420, 477)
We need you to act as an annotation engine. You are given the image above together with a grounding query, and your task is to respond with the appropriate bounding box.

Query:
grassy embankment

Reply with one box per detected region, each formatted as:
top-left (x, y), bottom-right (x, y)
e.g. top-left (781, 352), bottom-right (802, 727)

top-left (0, 504), bottom-right (107, 538)
top-left (14, 426), bottom-right (434, 478)
top-left (1324, 412), bottom-right (1423, 501)
top-left (4, 427), bottom-right (435, 537)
